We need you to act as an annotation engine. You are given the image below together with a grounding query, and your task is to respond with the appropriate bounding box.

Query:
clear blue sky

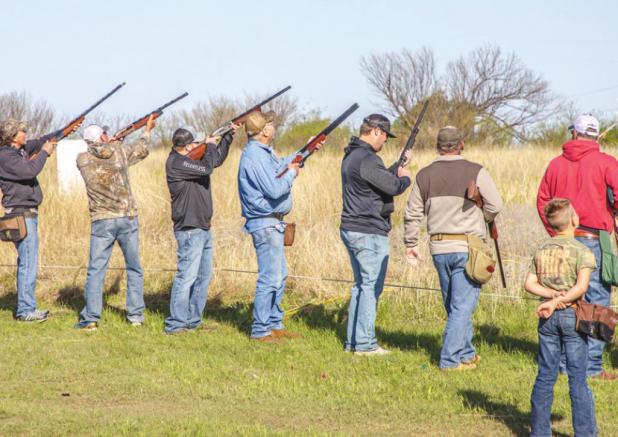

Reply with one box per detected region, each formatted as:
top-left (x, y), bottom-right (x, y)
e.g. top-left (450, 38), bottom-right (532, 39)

top-left (2, 0), bottom-right (617, 124)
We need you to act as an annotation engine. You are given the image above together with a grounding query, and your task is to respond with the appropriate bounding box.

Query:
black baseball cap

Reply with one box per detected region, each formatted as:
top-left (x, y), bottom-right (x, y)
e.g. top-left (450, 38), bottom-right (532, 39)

top-left (172, 128), bottom-right (206, 148)
top-left (363, 114), bottom-right (396, 138)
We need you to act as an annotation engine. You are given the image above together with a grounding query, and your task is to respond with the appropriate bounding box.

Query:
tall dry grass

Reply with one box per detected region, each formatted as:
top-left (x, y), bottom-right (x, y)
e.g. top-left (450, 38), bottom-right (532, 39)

top-left (1, 142), bottom-right (616, 305)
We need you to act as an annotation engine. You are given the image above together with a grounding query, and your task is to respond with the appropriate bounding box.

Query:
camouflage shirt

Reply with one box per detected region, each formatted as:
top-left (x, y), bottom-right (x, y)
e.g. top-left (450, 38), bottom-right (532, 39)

top-left (528, 235), bottom-right (596, 291)
top-left (76, 133), bottom-right (150, 222)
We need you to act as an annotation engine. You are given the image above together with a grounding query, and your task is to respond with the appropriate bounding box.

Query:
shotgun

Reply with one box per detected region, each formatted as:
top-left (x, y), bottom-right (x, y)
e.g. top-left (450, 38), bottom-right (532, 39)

top-left (187, 86), bottom-right (292, 161)
top-left (112, 92), bottom-right (188, 142)
top-left (277, 103), bottom-right (359, 177)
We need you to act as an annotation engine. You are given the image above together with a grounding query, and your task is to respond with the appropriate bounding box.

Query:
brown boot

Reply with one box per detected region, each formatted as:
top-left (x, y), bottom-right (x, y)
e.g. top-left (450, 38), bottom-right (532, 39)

top-left (250, 334), bottom-right (284, 344)
top-left (271, 329), bottom-right (301, 339)
top-left (590, 370), bottom-right (618, 381)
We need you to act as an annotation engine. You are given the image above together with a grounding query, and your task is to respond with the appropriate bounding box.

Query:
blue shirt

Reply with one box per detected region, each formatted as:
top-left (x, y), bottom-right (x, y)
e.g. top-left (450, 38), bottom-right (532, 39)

top-left (237, 140), bottom-right (297, 233)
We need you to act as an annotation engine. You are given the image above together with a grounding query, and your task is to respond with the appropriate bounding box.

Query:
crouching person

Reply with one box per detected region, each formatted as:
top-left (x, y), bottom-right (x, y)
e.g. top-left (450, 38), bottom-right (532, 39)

top-left (164, 126), bottom-right (236, 335)
top-left (75, 116), bottom-right (155, 330)
top-left (526, 198), bottom-right (597, 437)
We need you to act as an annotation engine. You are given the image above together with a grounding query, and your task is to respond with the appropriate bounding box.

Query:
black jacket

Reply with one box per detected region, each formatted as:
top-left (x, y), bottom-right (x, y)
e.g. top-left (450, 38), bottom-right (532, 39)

top-left (0, 129), bottom-right (61, 210)
top-left (340, 137), bottom-right (411, 235)
top-left (166, 133), bottom-right (232, 231)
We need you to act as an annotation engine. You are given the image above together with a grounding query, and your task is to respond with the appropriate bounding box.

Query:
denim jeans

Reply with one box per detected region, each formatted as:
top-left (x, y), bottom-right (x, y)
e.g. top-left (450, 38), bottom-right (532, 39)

top-left (78, 217), bottom-right (145, 325)
top-left (164, 228), bottom-right (213, 333)
top-left (340, 230), bottom-right (389, 352)
top-left (576, 237), bottom-right (611, 377)
top-left (13, 217), bottom-right (39, 318)
top-left (250, 224), bottom-right (287, 338)
top-left (530, 308), bottom-right (597, 437)
top-left (432, 252), bottom-right (481, 368)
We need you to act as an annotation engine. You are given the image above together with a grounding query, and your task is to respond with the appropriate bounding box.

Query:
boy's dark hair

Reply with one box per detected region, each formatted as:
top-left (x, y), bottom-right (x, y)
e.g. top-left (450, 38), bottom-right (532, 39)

top-left (544, 198), bottom-right (573, 231)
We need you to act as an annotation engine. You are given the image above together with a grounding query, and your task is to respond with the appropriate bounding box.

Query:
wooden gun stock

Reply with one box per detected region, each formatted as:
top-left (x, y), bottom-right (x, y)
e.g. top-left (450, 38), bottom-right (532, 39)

top-left (186, 142), bottom-right (208, 161)
top-left (113, 112), bottom-right (161, 142)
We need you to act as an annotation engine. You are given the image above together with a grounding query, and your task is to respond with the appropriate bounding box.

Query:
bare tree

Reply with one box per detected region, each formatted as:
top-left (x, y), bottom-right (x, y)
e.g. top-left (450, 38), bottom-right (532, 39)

top-left (360, 47), bottom-right (438, 129)
top-left (242, 91), bottom-right (299, 129)
top-left (0, 92), bottom-right (55, 138)
top-left (446, 45), bottom-right (555, 140)
top-left (361, 45), bottom-right (557, 143)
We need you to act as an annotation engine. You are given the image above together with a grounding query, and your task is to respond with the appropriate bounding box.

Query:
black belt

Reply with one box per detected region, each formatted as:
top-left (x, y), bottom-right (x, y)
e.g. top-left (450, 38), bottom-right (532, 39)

top-left (4, 207), bottom-right (38, 218)
top-left (577, 225), bottom-right (600, 235)
top-left (267, 213), bottom-right (285, 221)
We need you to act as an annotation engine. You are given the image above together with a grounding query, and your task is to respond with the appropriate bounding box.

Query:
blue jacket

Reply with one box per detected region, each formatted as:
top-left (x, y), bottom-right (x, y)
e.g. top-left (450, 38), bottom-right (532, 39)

top-left (237, 140), bottom-right (297, 233)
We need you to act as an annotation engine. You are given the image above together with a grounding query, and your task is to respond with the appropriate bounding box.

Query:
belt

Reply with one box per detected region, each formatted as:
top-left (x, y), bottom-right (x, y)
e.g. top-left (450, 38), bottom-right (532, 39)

top-left (4, 207), bottom-right (38, 218)
top-left (267, 213), bottom-right (285, 221)
top-left (430, 233), bottom-right (467, 242)
top-left (574, 229), bottom-right (599, 239)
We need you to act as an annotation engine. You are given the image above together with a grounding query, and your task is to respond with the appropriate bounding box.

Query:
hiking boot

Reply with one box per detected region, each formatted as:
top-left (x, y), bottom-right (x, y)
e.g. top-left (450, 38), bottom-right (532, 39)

top-left (462, 355), bottom-right (481, 365)
top-left (75, 322), bottom-right (98, 331)
top-left (441, 362), bottom-right (477, 372)
top-left (250, 334), bottom-right (284, 344)
top-left (590, 370), bottom-right (618, 381)
top-left (354, 346), bottom-right (391, 356)
top-left (271, 329), bottom-right (301, 339)
top-left (17, 310), bottom-right (49, 323)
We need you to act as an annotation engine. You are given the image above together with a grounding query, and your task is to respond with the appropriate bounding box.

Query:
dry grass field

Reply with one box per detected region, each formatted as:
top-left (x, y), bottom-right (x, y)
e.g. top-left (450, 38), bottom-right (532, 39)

top-left (0, 141), bottom-right (593, 304)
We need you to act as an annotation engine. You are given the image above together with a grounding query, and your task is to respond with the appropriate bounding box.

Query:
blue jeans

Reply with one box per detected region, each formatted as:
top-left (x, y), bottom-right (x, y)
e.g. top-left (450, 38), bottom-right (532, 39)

top-left (250, 224), bottom-right (287, 338)
top-left (78, 217), bottom-right (145, 325)
top-left (576, 237), bottom-right (611, 377)
top-left (13, 217), bottom-right (39, 318)
top-left (530, 308), bottom-right (597, 437)
top-left (340, 230), bottom-right (389, 352)
top-left (432, 252), bottom-right (481, 368)
top-left (164, 228), bottom-right (213, 333)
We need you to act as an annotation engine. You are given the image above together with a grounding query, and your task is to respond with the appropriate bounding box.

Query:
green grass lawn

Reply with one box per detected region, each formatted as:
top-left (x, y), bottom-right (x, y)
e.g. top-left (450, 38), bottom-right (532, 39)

top-left (1, 287), bottom-right (617, 436)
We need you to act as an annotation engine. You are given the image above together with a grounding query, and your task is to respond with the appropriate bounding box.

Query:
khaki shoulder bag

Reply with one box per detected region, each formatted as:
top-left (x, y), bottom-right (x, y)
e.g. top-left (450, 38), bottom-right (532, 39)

top-left (465, 234), bottom-right (496, 285)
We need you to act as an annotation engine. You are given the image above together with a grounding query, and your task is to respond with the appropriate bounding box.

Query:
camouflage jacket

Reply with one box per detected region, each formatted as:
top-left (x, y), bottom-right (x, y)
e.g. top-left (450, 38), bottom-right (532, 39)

top-left (76, 132), bottom-right (150, 222)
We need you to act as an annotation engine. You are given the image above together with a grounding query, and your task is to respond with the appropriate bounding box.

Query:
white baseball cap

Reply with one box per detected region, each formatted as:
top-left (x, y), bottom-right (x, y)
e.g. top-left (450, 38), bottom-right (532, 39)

top-left (83, 125), bottom-right (104, 142)
top-left (569, 114), bottom-right (600, 137)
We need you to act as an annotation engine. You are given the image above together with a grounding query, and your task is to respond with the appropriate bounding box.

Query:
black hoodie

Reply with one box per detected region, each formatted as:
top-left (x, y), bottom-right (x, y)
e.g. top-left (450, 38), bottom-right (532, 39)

top-left (166, 133), bottom-right (233, 231)
top-left (0, 129), bottom-right (61, 210)
top-left (340, 137), bottom-right (411, 236)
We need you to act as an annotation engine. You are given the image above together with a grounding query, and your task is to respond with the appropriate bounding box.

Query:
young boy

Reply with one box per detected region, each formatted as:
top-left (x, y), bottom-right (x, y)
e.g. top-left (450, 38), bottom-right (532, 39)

top-left (525, 198), bottom-right (597, 437)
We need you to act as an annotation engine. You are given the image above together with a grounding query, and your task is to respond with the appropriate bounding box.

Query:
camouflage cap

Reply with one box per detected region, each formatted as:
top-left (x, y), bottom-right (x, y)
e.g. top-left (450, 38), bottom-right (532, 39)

top-left (245, 110), bottom-right (276, 137)
top-left (0, 119), bottom-right (27, 144)
top-left (436, 126), bottom-right (462, 148)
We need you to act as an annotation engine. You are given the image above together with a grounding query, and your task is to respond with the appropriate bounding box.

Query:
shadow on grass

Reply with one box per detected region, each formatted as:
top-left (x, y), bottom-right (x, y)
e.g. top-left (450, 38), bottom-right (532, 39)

top-left (0, 292), bottom-right (16, 316)
top-left (378, 328), bottom-right (442, 364)
top-left (55, 274), bottom-right (132, 320)
top-left (477, 324), bottom-right (538, 358)
top-left (207, 295), bottom-right (253, 335)
top-left (459, 389), bottom-right (567, 437)
top-left (293, 303), bottom-right (346, 331)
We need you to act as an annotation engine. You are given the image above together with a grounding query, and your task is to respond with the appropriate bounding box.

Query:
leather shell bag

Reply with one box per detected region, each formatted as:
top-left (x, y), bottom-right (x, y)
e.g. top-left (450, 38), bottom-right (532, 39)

top-left (465, 234), bottom-right (496, 284)
top-left (284, 222), bottom-right (296, 247)
top-left (576, 300), bottom-right (618, 343)
top-left (0, 215), bottom-right (27, 242)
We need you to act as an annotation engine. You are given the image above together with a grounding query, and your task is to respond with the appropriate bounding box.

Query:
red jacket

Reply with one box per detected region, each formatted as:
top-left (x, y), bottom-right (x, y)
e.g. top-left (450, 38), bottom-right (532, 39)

top-left (537, 139), bottom-right (618, 235)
